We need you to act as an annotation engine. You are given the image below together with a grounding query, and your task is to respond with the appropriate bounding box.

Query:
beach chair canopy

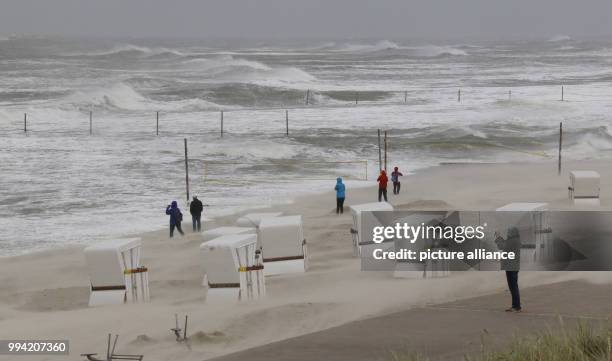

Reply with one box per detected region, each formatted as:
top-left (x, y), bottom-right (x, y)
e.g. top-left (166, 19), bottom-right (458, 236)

top-left (236, 212), bottom-right (283, 227)
top-left (259, 215), bottom-right (304, 260)
top-left (200, 234), bottom-right (258, 285)
top-left (84, 238), bottom-right (142, 288)
top-left (202, 226), bottom-right (256, 242)
top-left (570, 171), bottom-right (600, 198)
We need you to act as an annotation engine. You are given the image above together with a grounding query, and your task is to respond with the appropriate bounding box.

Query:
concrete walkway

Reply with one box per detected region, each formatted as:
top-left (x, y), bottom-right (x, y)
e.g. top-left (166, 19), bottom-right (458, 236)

top-left (210, 280), bottom-right (611, 361)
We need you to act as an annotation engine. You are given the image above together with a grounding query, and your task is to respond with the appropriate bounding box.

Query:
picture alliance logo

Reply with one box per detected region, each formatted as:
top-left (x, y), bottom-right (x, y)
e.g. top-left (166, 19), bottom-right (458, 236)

top-left (372, 223), bottom-right (488, 244)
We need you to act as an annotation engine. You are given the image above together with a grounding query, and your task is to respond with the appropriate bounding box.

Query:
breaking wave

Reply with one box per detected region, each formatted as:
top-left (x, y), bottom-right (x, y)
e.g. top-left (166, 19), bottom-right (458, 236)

top-left (410, 45), bottom-right (468, 57)
top-left (60, 83), bottom-right (220, 112)
top-left (67, 44), bottom-right (186, 58)
top-left (183, 55), bottom-right (316, 85)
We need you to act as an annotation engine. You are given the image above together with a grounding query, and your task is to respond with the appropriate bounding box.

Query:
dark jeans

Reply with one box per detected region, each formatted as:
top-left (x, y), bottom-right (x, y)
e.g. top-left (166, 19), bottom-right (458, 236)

top-left (170, 222), bottom-right (184, 238)
top-left (393, 182), bottom-right (401, 194)
top-left (505, 271), bottom-right (521, 310)
top-left (378, 188), bottom-right (388, 202)
top-left (336, 197), bottom-right (345, 214)
top-left (192, 214), bottom-right (202, 232)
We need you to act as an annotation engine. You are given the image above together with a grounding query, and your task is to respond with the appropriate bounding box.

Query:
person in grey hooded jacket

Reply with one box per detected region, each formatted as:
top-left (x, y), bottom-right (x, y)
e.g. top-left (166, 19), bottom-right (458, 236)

top-left (494, 227), bottom-right (522, 312)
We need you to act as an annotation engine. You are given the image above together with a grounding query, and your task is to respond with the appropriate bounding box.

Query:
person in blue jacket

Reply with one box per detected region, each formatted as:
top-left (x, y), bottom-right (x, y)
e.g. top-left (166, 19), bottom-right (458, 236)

top-left (165, 200), bottom-right (184, 238)
top-left (334, 177), bottom-right (346, 214)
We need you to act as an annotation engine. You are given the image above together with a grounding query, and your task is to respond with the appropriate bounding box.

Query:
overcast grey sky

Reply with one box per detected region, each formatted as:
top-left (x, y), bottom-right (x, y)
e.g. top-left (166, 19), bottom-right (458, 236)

top-left (1, 0), bottom-right (611, 40)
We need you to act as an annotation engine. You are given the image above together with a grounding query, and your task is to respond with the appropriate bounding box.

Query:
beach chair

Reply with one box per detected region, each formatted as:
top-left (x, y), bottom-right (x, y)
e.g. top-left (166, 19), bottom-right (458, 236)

top-left (83, 239), bottom-right (150, 307)
top-left (235, 212), bottom-right (283, 227)
top-left (202, 226), bottom-right (256, 242)
top-left (259, 215), bottom-right (307, 276)
top-left (349, 202), bottom-right (393, 256)
top-left (200, 233), bottom-right (264, 302)
top-left (493, 203), bottom-right (551, 268)
top-left (569, 171), bottom-right (600, 206)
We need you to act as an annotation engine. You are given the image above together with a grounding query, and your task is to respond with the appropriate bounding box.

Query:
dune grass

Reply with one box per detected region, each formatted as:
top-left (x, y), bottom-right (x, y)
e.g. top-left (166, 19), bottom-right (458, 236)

top-left (390, 322), bottom-right (611, 361)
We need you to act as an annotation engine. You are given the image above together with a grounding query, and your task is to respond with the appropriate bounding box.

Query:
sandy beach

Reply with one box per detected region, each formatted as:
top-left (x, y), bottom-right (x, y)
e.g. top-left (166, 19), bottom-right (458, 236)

top-left (1, 160), bottom-right (611, 361)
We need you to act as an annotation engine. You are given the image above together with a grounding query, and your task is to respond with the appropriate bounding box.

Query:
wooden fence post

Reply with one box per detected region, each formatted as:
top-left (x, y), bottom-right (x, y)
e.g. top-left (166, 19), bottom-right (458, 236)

top-left (377, 129), bottom-right (382, 171)
top-left (558, 122), bottom-right (563, 175)
top-left (184, 138), bottom-right (190, 201)
top-left (384, 131), bottom-right (388, 172)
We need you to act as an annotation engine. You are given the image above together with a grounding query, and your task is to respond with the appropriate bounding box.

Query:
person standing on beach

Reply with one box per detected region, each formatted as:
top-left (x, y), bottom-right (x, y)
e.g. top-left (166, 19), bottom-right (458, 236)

top-left (494, 227), bottom-right (522, 312)
top-left (377, 170), bottom-right (388, 202)
top-left (334, 177), bottom-right (346, 214)
top-left (391, 167), bottom-right (403, 195)
top-left (190, 196), bottom-right (203, 232)
top-left (166, 201), bottom-right (184, 238)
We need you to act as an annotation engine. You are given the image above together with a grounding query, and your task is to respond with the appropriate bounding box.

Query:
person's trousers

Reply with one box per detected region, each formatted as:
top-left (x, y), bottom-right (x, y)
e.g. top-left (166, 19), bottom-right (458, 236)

top-left (505, 271), bottom-right (521, 310)
top-left (378, 188), bottom-right (388, 202)
top-left (192, 214), bottom-right (202, 232)
top-left (336, 197), bottom-right (345, 214)
top-left (170, 222), bottom-right (184, 237)
top-left (393, 182), bottom-right (401, 194)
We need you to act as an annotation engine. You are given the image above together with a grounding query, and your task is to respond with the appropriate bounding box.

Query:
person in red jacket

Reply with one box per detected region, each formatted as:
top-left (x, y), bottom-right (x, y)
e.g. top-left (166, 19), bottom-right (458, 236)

top-left (377, 170), bottom-right (388, 202)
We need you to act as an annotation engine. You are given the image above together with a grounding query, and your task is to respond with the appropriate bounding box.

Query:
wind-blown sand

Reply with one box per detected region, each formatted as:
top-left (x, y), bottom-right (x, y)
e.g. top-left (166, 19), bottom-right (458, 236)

top-left (1, 160), bottom-right (611, 361)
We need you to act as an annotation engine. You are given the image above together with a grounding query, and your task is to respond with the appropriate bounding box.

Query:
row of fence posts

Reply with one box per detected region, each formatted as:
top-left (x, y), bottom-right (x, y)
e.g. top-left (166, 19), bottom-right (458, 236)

top-left (19, 115), bottom-right (567, 180)
top-left (18, 86), bottom-right (570, 135)
top-left (455, 86), bottom-right (565, 103)
top-left (17, 94), bottom-right (567, 191)
top-left (21, 109), bottom-right (293, 137)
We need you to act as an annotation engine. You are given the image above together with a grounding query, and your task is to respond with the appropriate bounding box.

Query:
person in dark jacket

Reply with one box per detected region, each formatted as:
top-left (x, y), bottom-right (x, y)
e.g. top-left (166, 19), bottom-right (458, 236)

top-left (334, 177), bottom-right (346, 214)
top-left (165, 201), bottom-right (184, 238)
top-left (190, 196), bottom-right (204, 232)
top-left (494, 227), bottom-right (522, 312)
top-left (391, 167), bottom-right (403, 195)
top-left (377, 170), bottom-right (388, 202)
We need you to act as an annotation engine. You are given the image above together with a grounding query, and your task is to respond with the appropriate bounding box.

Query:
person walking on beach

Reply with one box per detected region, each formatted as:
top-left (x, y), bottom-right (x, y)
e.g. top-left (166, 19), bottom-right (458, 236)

top-left (166, 201), bottom-right (184, 238)
top-left (377, 170), bottom-right (388, 202)
top-left (334, 177), bottom-right (346, 214)
top-left (494, 227), bottom-right (522, 312)
top-left (190, 196), bottom-right (203, 232)
top-left (391, 167), bottom-right (403, 195)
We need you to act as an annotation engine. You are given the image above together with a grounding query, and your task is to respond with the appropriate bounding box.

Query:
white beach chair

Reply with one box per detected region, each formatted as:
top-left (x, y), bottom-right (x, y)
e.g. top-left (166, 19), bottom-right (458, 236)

top-left (393, 212), bottom-right (450, 279)
top-left (202, 226), bottom-right (256, 242)
top-left (349, 202), bottom-right (394, 257)
top-left (83, 238), bottom-right (150, 307)
top-left (569, 171), bottom-right (601, 206)
top-left (493, 202), bottom-right (551, 268)
top-left (200, 234), bottom-right (265, 303)
top-left (235, 212), bottom-right (283, 228)
top-left (259, 215), bottom-right (307, 276)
